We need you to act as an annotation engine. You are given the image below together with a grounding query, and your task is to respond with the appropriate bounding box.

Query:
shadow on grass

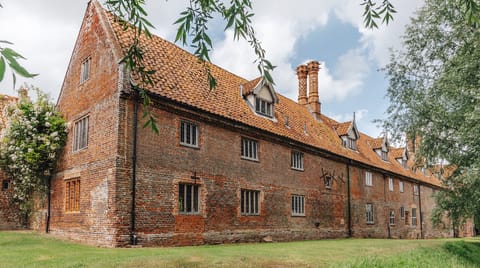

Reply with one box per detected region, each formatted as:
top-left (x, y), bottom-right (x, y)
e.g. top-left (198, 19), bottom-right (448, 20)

top-left (443, 240), bottom-right (480, 266)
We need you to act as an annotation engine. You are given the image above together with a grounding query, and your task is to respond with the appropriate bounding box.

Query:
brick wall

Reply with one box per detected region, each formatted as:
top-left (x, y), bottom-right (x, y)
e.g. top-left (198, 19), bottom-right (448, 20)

top-left (47, 2), bottom-right (125, 247)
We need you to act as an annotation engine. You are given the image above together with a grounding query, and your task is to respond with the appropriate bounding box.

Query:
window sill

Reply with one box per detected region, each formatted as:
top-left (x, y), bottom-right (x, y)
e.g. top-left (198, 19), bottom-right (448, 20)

top-left (291, 214), bottom-right (306, 217)
top-left (291, 167), bottom-right (304, 172)
top-left (72, 147), bottom-right (88, 154)
top-left (180, 143), bottom-right (200, 149)
top-left (241, 214), bottom-right (260, 216)
top-left (366, 222), bottom-right (375, 225)
top-left (178, 212), bottom-right (201, 216)
top-left (241, 156), bottom-right (259, 162)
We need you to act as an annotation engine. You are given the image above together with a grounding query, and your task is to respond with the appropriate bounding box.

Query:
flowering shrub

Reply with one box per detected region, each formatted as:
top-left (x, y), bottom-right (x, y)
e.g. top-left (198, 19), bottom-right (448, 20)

top-left (0, 86), bottom-right (67, 216)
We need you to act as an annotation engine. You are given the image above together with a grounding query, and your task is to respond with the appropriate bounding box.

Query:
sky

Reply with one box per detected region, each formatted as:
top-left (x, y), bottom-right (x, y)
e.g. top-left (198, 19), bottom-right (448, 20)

top-left (0, 0), bottom-right (424, 137)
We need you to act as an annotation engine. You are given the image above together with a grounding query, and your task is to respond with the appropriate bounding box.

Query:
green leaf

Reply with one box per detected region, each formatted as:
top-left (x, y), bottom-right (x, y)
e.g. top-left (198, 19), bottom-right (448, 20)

top-left (0, 56), bottom-right (5, 81)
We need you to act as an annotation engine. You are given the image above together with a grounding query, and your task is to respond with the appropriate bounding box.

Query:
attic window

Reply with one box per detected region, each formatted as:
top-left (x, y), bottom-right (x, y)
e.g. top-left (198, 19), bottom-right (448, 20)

top-left (401, 159), bottom-right (407, 169)
top-left (381, 151), bottom-right (388, 161)
top-left (80, 57), bottom-right (91, 83)
top-left (342, 137), bottom-right (357, 151)
top-left (255, 97), bottom-right (273, 117)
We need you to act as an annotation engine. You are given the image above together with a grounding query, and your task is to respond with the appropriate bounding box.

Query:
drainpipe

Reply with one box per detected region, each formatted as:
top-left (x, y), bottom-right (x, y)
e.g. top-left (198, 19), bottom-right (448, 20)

top-left (418, 184), bottom-right (423, 239)
top-left (347, 160), bottom-right (352, 237)
top-left (46, 177), bottom-right (51, 233)
top-left (130, 91), bottom-right (139, 245)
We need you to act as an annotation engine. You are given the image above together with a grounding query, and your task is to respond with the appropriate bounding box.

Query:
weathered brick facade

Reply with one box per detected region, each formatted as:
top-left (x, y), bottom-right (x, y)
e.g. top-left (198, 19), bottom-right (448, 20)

top-left (0, 94), bottom-right (22, 230)
top-left (27, 1), bottom-right (475, 247)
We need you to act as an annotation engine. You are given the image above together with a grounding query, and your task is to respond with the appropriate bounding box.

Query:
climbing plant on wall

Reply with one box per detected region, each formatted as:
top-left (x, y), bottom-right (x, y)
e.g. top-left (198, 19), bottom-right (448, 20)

top-left (0, 86), bottom-right (67, 221)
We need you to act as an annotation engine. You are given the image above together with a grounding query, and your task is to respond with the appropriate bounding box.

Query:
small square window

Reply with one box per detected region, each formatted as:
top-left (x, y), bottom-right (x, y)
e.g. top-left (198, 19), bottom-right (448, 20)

top-left (180, 121), bottom-right (199, 147)
top-left (325, 176), bottom-right (333, 189)
top-left (80, 57), bottom-right (91, 83)
top-left (255, 98), bottom-right (273, 117)
top-left (291, 151), bottom-right (304, 171)
top-left (365, 171), bottom-right (373, 186)
top-left (73, 116), bottom-right (89, 152)
top-left (178, 183), bottom-right (199, 214)
top-left (381, 151), bottom-right (388, 161)
top-left (2, 180), bottom-right (10, 191)
top-left (291, 194), bottom-right (305, 216)
top-left (241, 138), bottom-right (258, 161)
top-left (241, 189), bottom-right (260, 215)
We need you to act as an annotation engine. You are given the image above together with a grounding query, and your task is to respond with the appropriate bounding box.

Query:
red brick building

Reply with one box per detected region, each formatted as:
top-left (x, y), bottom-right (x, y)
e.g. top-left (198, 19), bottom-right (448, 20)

top-left (32, 1), bottom-right (476, 246)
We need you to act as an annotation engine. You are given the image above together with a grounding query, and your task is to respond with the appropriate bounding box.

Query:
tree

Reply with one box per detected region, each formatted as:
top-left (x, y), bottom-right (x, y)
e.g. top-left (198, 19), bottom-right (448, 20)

top-left (383, 0), bottom-right (480, 231)
top-left (0, 86), bottom-right (67, 222)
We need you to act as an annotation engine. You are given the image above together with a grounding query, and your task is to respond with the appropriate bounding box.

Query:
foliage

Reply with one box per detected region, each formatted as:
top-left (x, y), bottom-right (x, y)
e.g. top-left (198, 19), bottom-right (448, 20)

top-left (0, 41), bottom-right (37, 87)
top-left (383, 0), bottom-right (480, 228)
top-left (0, 86), bottom-right (67, 217)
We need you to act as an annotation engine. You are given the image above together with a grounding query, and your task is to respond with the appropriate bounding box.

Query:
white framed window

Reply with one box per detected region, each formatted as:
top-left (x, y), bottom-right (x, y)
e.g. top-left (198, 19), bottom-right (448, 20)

top-left (366, 203), bottom-right (374, 224)
top-left (400, 206), bottom-right (405, 219)
top-left (80, 57), bottom-right (91, 83)
top-left (291, 194), bottom-right (305, 216)
top-left (241, 138), bottom-right (258, 161)
top-left (388, 178), bottom-right (394, 191)
top-left (347, 137), bottom-right (357, 150)
top-left (241, 189), bottom-right (260, 215)
top-left (389, 210), bottom-right (395, 225)
top-left (325, 176), bottom-right (332, 189)
top-left (399, 181), bottom-right (404, 193)
top-left (291, 151), bottom-right (304, 171)
top-left (381, 150), bottom-right (388, 161)
top-left (365, 171), bottom-right (373, 186)
top-left (401, 159), bottom-right (408, 169)
top-left (180, 121), bottom-right (198, 147)
top-left (73, 116), bottom-right (89, 152)
top-left (255, 97), bottom-right (273, 117)
top-left (412, 208), bottom-right (417, 226)
top-left (413, 185), bottom-right (419, 196)
top-left (178, 183), bottom-right (199, 214)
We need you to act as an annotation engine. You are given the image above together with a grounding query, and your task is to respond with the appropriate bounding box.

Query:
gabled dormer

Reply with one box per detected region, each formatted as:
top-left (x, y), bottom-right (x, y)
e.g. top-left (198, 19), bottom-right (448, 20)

top-left (372, 135), bottom-right (389, 161)
top-left (334, 116), bottom-right (360, 151)
top-left (397, 148), bottom-right (409, 168)
top-left (242, 77), bottom-right (279, 118)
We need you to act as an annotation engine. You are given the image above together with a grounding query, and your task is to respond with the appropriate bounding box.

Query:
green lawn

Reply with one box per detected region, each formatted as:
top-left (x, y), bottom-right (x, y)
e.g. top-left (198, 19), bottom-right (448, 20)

top-left (1, 231), bottom-right (479, 267)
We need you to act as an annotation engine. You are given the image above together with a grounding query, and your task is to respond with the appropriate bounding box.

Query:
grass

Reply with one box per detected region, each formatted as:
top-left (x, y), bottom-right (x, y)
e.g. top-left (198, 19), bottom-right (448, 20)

top-left (0, 231), bottom-right (479, 267)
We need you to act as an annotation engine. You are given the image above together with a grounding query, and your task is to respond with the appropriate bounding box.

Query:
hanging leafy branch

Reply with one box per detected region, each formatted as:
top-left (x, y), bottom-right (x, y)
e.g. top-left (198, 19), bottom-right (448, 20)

top-left (0, 3), bottom-right (38, 87)
top-left (0, 41), bottom-right (38, 87)
top-left (382, 0), bottom-right (480, 229)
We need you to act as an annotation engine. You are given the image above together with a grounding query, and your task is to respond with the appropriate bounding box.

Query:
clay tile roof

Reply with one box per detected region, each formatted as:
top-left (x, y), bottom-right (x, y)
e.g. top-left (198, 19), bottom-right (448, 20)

top-left (390, 148), bottom-right (405, 159)
top-left (370, 137), bottom-right (384, 149)
top-left (242, 77), bottom-right (262, 96)
top-left (103, 8), bottom-right (442, 188)
top-left (333, 121), bottom-right (351, 136)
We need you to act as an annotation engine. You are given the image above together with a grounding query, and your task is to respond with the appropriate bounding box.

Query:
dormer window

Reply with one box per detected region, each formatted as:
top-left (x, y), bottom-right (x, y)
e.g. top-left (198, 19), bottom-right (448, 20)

top-left (401, 159), bottom-right (407, 168)
top-left (337, 117), bottom-right (360, 151)
top-left (381, 150), bottom-right (388, 161)
top-left (255, 97), bottom-right (273, 117)
top-left (241, 77), bottom-right (278, 119)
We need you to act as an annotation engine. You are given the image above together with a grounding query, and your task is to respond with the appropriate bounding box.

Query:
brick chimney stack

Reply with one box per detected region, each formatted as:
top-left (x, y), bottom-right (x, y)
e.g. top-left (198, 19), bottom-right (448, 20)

top-left (296, 65), bottom-right (308, 105)
top-left (307, 61), bottom-right (321, 117)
